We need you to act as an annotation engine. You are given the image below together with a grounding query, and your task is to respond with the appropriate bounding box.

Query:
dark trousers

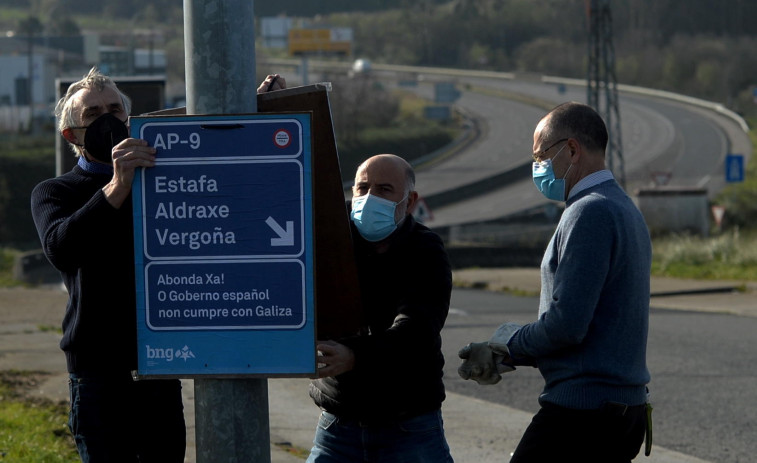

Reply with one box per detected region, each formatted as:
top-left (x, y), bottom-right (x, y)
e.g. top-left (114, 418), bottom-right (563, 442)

top-left (68, 374), bottom-right (186, 463)
top-left (510, 401), bottom-right (646, 463)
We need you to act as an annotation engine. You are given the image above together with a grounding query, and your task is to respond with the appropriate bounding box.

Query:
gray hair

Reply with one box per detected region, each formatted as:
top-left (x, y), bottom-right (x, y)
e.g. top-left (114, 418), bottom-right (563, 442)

top-left (403, 164), bottom-right (416, 196)
top-left (54, 67), bottom-right (132, 134)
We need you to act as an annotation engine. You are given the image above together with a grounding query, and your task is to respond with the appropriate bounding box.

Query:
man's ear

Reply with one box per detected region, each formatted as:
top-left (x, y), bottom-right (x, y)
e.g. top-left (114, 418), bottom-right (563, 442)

top-left (567, 138), bottom-right (581, 164)
top-left (61, 128), bottom-right (79, 145)
top-left (406, 191), bottom-right (420, 215)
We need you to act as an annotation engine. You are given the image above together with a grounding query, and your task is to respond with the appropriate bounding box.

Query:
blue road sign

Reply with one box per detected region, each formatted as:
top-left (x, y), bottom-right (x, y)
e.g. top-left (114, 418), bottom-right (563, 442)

top-left (434, 82), bottom-right (461, 103)
top-left (139, 160), bottom-right (304, 259)
top-left (725, 154), bottom-right (744, 183)
top-left (424, 105), bottom-right (451, 121)
top-left (131, 113), bottom-right (314, 377)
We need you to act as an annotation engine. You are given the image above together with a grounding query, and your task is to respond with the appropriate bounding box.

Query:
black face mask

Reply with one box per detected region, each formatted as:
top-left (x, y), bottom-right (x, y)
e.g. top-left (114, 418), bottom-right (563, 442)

top-left (84, 113), bottom-right (129, 163)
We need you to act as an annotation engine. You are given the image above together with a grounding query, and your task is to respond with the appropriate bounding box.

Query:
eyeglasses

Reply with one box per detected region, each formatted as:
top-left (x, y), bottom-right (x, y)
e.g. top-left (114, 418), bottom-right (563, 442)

top-left (533, 138), bottom-right (569, 163)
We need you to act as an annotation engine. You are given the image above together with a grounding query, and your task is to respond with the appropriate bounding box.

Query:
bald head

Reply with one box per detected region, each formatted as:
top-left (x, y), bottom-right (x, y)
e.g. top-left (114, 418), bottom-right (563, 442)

top-left (355, 154), bottom-right (415, 194)
top-left (352, 154), bottom-right (418, 221)
top-left (532, 102), bottom-right (609, 198)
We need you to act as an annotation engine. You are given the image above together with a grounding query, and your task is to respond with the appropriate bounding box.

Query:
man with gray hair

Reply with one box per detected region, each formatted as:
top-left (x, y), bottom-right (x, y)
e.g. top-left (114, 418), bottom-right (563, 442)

top-left (31, 68), bottom-right (185, 462)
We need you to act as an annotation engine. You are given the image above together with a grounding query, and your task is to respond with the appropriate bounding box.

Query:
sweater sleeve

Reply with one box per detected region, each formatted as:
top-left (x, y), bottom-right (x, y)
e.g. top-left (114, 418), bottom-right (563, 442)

top-left (346, 228), bottom-right (452, 375)
top-left (31, 176), bottom-right (120, 272)
top-left (508, 199), bottom-right (614, 361)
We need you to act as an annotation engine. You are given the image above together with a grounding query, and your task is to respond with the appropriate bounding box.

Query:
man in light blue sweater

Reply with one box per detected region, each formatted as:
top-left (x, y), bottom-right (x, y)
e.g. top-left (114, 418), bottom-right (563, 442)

top-left (458, 102), bottom-right (652, 462)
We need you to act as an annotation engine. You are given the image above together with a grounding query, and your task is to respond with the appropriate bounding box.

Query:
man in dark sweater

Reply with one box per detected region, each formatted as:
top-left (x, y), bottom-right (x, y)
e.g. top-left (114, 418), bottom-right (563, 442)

top-left (31, 68), bottom-right (185, 462)
top-left (307, 154), bottom-right (454, 462)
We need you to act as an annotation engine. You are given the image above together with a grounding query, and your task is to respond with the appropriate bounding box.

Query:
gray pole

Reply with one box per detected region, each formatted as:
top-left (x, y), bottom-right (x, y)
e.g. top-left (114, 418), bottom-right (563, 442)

top-left (183, 1), bottom-right (271, 462)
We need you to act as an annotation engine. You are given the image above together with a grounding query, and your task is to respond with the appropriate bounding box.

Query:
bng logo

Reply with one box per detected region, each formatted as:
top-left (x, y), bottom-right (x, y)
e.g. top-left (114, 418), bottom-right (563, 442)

top-left (146, 344), bottom-right (196, 362)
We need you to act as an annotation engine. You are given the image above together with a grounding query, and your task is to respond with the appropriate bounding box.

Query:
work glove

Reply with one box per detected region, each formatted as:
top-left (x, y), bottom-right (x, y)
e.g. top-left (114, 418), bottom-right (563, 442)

top-left (457, 342), bottom-right (515, 385)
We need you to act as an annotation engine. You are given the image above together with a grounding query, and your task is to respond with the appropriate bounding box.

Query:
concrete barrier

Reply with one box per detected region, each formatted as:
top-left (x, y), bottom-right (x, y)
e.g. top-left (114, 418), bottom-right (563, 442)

top-left (635, 187), bottom-right (710, 236)
top-left (13, 250), bottom-right (61, 285)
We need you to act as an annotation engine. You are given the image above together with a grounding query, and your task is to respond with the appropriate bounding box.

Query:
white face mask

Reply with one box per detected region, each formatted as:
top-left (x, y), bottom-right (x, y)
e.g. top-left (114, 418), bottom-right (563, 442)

top-left (350, 193), bottom-right (407, 242)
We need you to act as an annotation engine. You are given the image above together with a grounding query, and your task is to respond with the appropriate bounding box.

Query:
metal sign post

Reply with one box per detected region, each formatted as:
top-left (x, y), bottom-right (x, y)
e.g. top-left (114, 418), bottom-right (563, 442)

top-left (181, 1), bottom-right (274, 461)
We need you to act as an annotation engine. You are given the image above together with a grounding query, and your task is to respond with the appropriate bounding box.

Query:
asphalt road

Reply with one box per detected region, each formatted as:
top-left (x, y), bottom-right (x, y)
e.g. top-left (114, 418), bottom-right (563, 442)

top-left (441, 288), bottom-right (757, 463)
top-left (3, 284), bottom-right (725, 463)
top-left (402, 76), bottom-right (751, 227)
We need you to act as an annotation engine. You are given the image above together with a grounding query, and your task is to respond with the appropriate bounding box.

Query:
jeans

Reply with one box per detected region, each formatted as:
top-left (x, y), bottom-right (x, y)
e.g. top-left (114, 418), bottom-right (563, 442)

top-left (68, 373), bottom-right (185, 463)
top-left (307, 409), bottom-right (454, 463)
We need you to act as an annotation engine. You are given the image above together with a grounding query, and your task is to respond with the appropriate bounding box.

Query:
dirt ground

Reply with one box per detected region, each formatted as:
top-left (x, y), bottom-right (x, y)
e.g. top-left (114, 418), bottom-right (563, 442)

top-left (0, 286), bottom-right (69, 400)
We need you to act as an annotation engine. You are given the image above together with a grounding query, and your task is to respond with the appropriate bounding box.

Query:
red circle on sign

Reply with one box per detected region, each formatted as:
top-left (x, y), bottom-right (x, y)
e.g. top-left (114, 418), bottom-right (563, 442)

top-left (273, 129), bottom-right (292, 148)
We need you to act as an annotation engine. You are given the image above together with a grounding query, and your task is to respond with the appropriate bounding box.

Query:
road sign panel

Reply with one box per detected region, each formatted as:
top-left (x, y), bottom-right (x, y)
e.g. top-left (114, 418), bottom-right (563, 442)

top-left (434, 82), bottom-right (460, 103)
top-left (144, 259), bottom-right (306, 331)
top-left (137, 118), bottom-right (303, 161)
top-left (139, 160), bottom-right (304, 260)
top-left (725, 154), bottom-right (744, 183)
top-left (131, 113), bottom-right (314, 377)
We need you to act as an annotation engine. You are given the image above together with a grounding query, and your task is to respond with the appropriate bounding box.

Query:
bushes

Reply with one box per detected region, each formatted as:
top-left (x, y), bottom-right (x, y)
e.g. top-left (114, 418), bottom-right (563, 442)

top-left (323, 74), bottom-right (459, 183)
top-left (337, 124), bottom-right (454, 183)
top-left (0, 134), bottom-right (56, 249)
top-left (651, 229), bottom-right (757, 280)
top-left (714, 117), bottom-right (757, 229)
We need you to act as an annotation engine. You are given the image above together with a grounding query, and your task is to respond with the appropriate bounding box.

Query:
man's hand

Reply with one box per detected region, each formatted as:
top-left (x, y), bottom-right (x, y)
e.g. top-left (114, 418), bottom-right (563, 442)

top-left (315, 340), bottom-right (355, 378)
top-left (102, 138), bottom-right (155, 209)
top-left (257, 74), bottom-right (287, 94)
top-left (458, 341), bottom-right (514, 385)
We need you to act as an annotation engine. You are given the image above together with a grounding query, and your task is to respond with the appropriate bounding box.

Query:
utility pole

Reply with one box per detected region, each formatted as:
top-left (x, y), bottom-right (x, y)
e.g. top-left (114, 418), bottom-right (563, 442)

top-left (26, 32), bottom-right (34, 133)
top-left (19, 16), bottom-right (42, 134)
top-left (586, 0), bottom-right (625, 188)
top-left (183, 1), bottom-right (270, 461)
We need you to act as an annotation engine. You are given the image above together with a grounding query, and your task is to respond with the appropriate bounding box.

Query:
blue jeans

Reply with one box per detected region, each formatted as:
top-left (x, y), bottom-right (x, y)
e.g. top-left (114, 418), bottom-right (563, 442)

top-left (307, 409), bottom-right (454, 463)
top-left (68, 373), bottom-right (185, 463)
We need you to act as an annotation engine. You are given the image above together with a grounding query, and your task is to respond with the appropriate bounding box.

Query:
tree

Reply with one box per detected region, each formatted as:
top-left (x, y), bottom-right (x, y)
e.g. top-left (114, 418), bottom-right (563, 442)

top-left (17, 15), bottom-right (44, 37)
top-left (46, 5), bottom-right (81, 36)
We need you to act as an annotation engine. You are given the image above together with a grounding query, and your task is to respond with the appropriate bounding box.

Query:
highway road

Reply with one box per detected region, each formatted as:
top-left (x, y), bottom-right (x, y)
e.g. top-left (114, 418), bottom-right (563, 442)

top-left (266, 60), bottom-right (750, 230)
top-left (402, 74), bottom-right (751, 228)
top-left (442, 288), bottom-right (757, 463)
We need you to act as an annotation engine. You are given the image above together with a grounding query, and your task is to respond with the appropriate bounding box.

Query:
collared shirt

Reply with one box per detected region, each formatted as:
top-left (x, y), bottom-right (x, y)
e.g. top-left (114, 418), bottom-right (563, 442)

top-left (568, 169), bottom-right (614, 200)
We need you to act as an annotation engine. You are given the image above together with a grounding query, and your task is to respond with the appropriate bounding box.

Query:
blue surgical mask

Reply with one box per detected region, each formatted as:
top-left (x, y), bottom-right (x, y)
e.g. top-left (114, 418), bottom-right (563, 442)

top-left (351, 193), bottom-right (406, 242)
top-left (532, 144), bottom-right (572, 201)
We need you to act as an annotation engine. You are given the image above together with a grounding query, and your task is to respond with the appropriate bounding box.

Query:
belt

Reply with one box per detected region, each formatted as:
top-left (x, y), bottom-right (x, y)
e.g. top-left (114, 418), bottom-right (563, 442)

top-left (333, 414), bottom-right (401, 428)
top-left (327, 409), bottom-right (432, 428)
top-left (600, 401), bottom-right (646, 417)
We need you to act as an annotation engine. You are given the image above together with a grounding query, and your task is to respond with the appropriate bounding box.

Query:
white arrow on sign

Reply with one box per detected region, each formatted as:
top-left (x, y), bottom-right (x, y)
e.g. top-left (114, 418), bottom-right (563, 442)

top-left (266, 216), bottom-right (294, 247)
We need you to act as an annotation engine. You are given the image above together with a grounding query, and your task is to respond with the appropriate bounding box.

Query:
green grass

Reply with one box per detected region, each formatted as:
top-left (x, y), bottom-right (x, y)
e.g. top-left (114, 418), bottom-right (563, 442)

top-left (651, 229), bottom-right (757, 281)
top-left (0, 248), bottom-right (22, 287)
top-left (273, 441), bottom-right (311, 459)
top-left (0, 133), bottom-right (56, 161)
top-left (0, 371), bottom-right (78, 462)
